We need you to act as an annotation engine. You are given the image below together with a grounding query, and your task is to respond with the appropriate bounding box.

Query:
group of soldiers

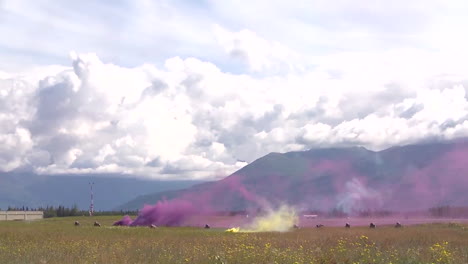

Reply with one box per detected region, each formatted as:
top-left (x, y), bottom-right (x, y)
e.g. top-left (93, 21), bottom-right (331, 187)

top-left (313, 222), bottom-right (403, 229)
top-left (74, 221), bottom-right (101, 227)
top-left (74, 221), bottom-right (404, 229)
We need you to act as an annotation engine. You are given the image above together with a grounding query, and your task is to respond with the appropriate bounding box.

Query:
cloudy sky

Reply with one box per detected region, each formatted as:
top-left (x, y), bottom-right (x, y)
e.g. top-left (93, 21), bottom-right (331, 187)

top-left (2, 0), bottom-right (468, 180)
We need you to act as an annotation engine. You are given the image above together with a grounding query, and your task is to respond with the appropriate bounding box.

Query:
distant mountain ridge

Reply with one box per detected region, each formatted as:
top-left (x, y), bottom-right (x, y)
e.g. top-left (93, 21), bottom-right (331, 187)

top-left (0, 173), bottom-right (203, 211)
top-left (116, 139), bottom-right (468, 213)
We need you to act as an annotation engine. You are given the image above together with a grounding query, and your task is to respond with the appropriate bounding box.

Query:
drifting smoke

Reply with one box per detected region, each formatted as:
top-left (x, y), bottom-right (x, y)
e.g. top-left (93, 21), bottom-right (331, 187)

top-left (336, 178), bottom-right (382, 214)
top-left (114, 142), bottom-right (468, 228)
top-left (116, 199), bottom-right (198, 227)
top-left (226, 227), bottom-right (240, 232)
top-left (113, 215), bottom-right (133, 226)
top-left (246, 205), bottom-right (298, 232)
top-left (114, 180), bottom-right (299, 232)
top-left (130, 199), bottom-right (197, 226)
top-left (114, 177), bottom-right (258, 227)
top-left (226, 205), bottom-right (298, 232)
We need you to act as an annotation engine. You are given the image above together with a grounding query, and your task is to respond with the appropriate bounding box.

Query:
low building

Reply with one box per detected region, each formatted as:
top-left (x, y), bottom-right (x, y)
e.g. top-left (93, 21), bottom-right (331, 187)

top-left (0, 211), bottom-right (44, 221)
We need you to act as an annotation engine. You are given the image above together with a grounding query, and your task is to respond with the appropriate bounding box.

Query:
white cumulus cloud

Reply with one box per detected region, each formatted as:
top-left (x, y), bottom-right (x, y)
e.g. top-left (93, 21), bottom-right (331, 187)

top-left (3, 1), bottom-right (468, 179)
top-left (1, 49), bottom-right (468, 180)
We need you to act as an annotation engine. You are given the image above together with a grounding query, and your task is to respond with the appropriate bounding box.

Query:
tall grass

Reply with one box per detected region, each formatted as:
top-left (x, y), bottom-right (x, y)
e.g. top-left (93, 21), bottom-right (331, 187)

top-left (0, 216), bottom-right (467, 264)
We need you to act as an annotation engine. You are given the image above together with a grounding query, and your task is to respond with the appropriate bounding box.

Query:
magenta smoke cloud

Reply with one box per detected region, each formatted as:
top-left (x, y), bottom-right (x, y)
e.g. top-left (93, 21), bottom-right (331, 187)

top-left (115, 142), bottom-right (468, 227)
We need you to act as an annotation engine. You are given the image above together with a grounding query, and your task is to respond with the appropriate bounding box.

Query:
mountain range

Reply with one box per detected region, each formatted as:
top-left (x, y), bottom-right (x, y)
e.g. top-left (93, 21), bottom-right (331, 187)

top-left (116, 139), bottom-right (468, 213)
top-left (0, 173), bottom-right (202, 211)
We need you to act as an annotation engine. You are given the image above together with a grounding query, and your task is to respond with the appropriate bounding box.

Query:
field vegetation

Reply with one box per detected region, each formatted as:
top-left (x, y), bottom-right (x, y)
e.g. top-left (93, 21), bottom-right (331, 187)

top-left (0, 216), bottom-right (467, 264)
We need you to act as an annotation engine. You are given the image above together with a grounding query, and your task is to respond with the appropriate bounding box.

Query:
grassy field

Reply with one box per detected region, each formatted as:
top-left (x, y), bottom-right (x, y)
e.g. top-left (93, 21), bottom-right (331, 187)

top-left (0, 216), bottom-right (467, 264)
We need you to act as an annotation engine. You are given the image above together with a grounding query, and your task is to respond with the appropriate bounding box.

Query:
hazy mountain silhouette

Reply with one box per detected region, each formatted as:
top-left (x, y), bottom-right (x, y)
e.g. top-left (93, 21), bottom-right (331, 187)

top-left (0, 173), bottom-right (202, 211)
top-left (117, 139), bottom-right (468, 213)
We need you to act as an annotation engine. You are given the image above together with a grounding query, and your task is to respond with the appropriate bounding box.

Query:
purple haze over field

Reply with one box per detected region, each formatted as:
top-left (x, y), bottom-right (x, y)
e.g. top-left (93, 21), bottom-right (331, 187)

top-left (116, 142), bottom-right (468, 227)
top-left (113, 215), bottom-right (133, 226)
top-left (116, 177), bottom-right (263, 227)
top-left (114, 199), bottom-right (200, 227)
top-left (130, 199), bottom-right (197, 226)
top-left (384, 146), bottom-right (468, 210)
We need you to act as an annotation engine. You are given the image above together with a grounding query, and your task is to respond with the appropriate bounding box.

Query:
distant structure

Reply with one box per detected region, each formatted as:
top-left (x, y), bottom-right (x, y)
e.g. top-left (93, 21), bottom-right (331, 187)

top-left (89, 182), bottom-right (94, 217)
top-left (304, 214), bottom-right (318, 219)
top-left (0, 211), bottom-right (43, 221)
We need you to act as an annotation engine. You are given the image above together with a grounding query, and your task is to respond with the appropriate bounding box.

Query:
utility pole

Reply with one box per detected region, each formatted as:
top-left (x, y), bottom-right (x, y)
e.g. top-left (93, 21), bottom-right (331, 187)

top-left (89, 182), bottom-right (94, 216)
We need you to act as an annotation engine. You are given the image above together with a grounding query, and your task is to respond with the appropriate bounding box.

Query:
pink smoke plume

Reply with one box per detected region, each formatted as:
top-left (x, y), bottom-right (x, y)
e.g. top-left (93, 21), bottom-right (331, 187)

top-left (115, 177), bottom-right (262, 227)
top-left (115, 142), bottom-right (468, 227)
top-left (384, 144), bottom-right (468, 211)
top-left (305, 144), bottom-right (468, 213)
top-left (130, 199), bottom-right (197, 226)
top-left (113, 215), bottom-right (133, 226)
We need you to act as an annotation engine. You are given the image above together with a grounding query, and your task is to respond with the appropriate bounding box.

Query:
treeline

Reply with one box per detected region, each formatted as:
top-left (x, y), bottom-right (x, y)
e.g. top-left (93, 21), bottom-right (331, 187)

top-left (355, 209), bottom-right (394, 218)
top-left (429, 206), bottom-right (468, 218)
top-left (4, 205), bottom-right (137, 218)
top-left (5, 206), bottom-right (40, 211)
top-left (325, 208), bottom-right (394, 218)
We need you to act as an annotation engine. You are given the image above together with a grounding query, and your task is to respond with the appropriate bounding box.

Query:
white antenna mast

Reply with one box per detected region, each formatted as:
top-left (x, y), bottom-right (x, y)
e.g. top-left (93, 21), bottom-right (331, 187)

top-left (89, 182), bottom-right (94, 216)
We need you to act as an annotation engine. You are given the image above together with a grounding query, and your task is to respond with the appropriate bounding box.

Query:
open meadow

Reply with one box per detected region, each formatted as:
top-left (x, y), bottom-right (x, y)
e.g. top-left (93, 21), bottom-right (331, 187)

top-left (0, 216), bottom-right (467, 264)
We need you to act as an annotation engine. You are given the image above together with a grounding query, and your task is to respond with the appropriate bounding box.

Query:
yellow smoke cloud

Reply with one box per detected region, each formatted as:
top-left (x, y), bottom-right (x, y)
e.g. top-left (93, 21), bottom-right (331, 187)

top-left (225, 227), bottom-right (240, 233)
top-left (225, 205), bottom-right (298, 233)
